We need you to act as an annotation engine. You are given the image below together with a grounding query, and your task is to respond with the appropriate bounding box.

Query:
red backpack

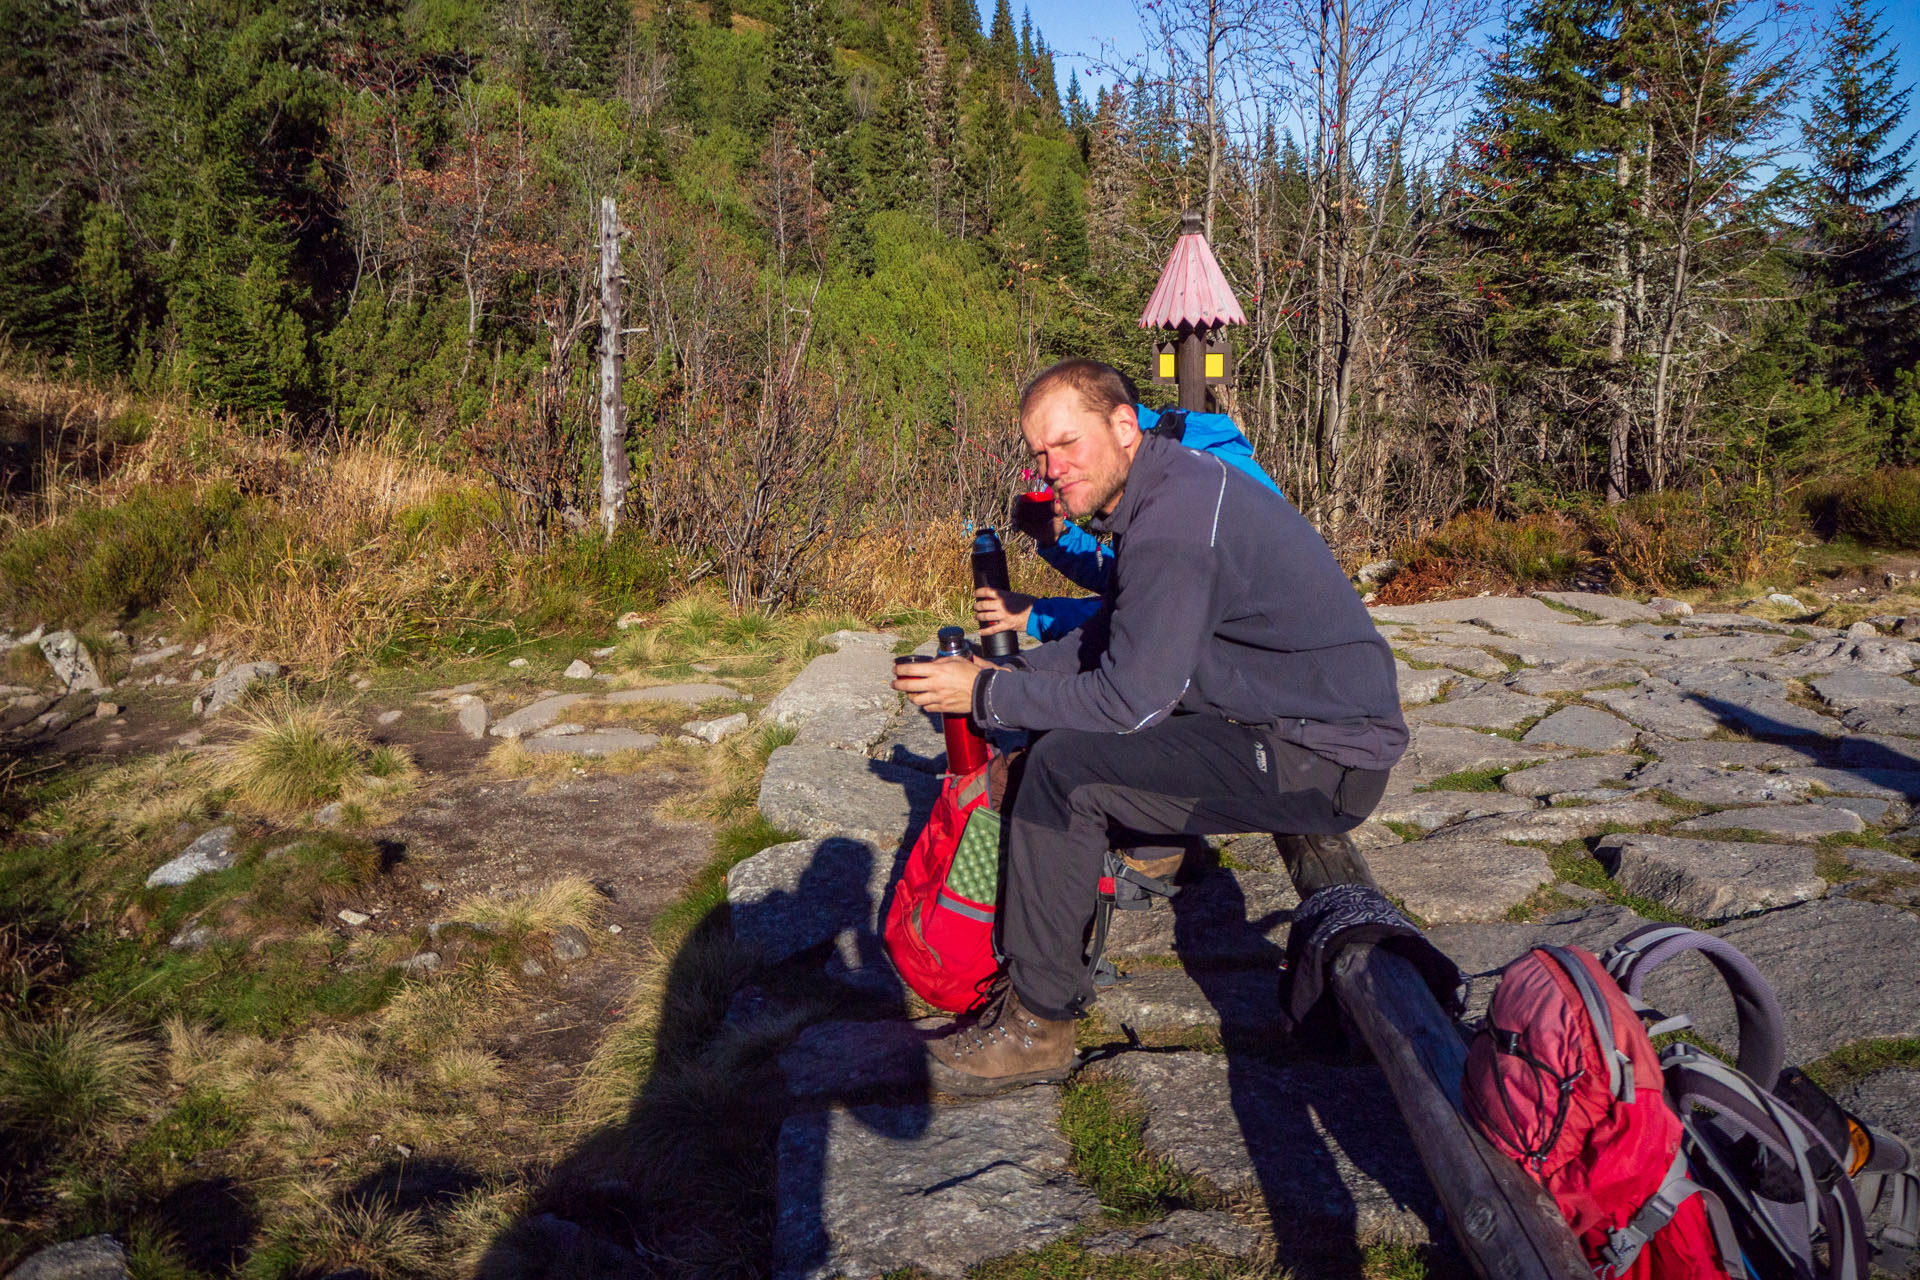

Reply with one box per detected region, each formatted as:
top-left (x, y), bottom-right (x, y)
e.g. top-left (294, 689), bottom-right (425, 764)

top-left (1465, 945), bottom-right (1738, 1280)
top-left (883, 762), bottom-right (1003, 1013)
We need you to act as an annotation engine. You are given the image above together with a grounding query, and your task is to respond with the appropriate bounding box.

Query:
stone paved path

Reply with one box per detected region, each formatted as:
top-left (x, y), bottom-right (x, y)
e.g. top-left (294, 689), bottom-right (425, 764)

top-left (721, 593), bottom-right (1920, 1275)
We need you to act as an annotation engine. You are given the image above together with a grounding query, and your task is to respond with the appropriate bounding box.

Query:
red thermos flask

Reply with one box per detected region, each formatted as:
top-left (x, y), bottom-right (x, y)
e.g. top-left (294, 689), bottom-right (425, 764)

top-left (935, 626), bottom-right (992, 774)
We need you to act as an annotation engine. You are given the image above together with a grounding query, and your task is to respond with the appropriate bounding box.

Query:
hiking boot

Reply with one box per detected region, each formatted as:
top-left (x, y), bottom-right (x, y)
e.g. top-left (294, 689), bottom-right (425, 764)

top-left (926, 981), bottom-right (1076, 1096)
top-left (1274, 831), bottom-right (1379, 896)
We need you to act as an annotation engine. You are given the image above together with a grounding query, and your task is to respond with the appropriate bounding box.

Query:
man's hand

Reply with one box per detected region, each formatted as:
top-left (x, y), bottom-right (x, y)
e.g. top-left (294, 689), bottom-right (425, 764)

top-left (892, 654), bottom-right (991, 716)
top-left (1011, 493), bottom-right (1066, 545)
top-left (975, 586), bottom-right (1035, 635)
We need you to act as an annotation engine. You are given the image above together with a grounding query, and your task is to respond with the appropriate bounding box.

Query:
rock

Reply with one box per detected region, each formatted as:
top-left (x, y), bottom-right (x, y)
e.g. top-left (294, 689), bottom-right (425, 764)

top-left (1901, 616), bottom-right (1920, 640)
top-left (1506, 662), bottom-right (1648, 695)
top-left (314, 801), bottom-right (346, 826)
top-left (1847, 620), bottom-right (1882, 639)
top-left (190, 696), bottom-right (205, 716)
top-left (169, 925), bottom-right (215, 951)
top-left (489, 694), bottom-right (588, 738)
top-left (562, 659), bottom-right (594, 680)
top-left (756, 745), bottom-right (940, 843)
top-left (520, 729), bottom-right (659, 757)
top-left (353, 676), bottom-right (373, 690)
top-left (38, 631), bottom-right (106, 693)
top-left (779, 1018), bottom-right (942, 1099)
top-left (1625, 762), bottom-right (1811, 806)
top-left (1818, 795), bottom-right (1906, 827)
top-left (1404, 645), bottom-right (1510, 678)
top-left (1368, 835), bottom-right (1552, 924)
top-left (146, 826), bottom-right (238, 888)
top-left (8, 1235), bottom-right (129, 1280)
top-left (534, 723), bottom-right (584, 737)
top-left (1837, 733), bottom-right (1920, 771)
top-left (1393, 661), bottom-right (1445, 706)
top-left (521, 957), bottom-right (545, 976)
top-left (1371, 596), bottom-right (1564, 628)
top-left (773, 1092), bottom-right (1095, 1280)
top-left (1371, 787), bottom-right (1536, 832)
top-left (1672, 805), bottom-right (1864, 841)
top-left (1788, 765), bottom-right (1920, 802)
top-left (1097, 1053), bottom-right (1439, 1241)
top-left (398, 951), bottom-right (441, 973)
top-left (455, 699), bottom-right (489, 739)
top-left (1101, 868), bottom-right (1298, 963)
top-left (130, 644), bottom-right (183, 668)
top-left (337, 908), bottom-right (372, 926)
top-left (1354, 559), bottom-right (1399, 585)
top-left (95, 702), bottom-right (119, 718)
top-left (1521, 705), bottom-right (1637, 751)
top-left (1650, 597), bottom-right (1693, 617)
top-left (1534, 591), bottom-right (1660, 623)
top-left (376, 709), bottom-right (403, 725)
top-left (605, 683), bottom-right (746, 706)
top-left (1408, 688), bottom-right (1549, 731)
top-left (1428, 906), bottom-right (1651, 1015)
top-left (1588, 679), bottom-right (1726, 740)
top-left (763, 640), bottom-right (900, 732)
top-left (201, 661), bottom-right (280, 715)
top-left (1398, 724), bottom-right (1562, 780)
top-left (1428, 799), bottom-right (1672, 843)
top-left (1775, 637), bottom-right (1920, 677)
top-left (683, 712), bottom-right (750, 743)
top-left (1500, 756), bottom-right (1639, 797)
top-left (1652, 664), bottom-right (1841, 739)
top-left (1595, 834), bottom-right (1825, 920)
top-left (508, 657), bottom-right (529, 668)
top-left (1662, 899), bottom-right (1920, 1063)
top-left (1767, 593), bottom-right (1804, 611)
top-left (550, 924), bottom-right (590, 962)
top-left (1649, 740), bottom-right (1829, 770)
top-left (728, 836), bottom-right (894, 963)
top-left (1836, 1071), bottom-right (1920, 1146)
top-left (1098, 967), bottom-right (1287, 1041)
top-left (616, 610), bottom-right (646, 629)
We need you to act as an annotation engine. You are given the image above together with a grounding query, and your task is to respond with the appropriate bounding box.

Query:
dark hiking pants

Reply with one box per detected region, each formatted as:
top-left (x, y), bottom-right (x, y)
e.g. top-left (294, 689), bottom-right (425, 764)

top-left (999, 712), bottom-right (1389, 1022)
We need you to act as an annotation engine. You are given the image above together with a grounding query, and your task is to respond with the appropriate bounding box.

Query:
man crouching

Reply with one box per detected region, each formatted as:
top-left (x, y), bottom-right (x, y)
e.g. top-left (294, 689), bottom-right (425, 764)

top-left (892, 359), bottom-right (1408, 1095)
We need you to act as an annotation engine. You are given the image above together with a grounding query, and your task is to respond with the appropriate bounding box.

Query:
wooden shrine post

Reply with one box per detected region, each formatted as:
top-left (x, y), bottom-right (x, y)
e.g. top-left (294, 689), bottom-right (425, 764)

top-left (1139, 216), bottom-right (1589, 1280)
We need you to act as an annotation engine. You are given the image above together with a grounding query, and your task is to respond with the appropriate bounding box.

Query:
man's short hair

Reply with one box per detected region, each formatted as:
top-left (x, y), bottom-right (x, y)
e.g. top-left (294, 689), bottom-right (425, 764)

top-left (1019, 359), bottom-right (1139, 422)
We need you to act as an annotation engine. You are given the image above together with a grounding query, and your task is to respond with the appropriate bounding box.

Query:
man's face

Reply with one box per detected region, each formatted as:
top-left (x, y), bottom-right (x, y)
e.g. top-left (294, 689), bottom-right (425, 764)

top-left (1020, 389), bottom-right (1140, 520)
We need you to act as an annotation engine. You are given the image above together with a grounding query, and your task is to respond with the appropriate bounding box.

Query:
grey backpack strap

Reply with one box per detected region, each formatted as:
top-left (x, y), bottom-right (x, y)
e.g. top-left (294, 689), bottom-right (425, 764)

top-left (1540, 945), bottom-right (1635, 1103)
top-left (1601, 924), bottom-right (1787, 1088)
top-left (1596, 1149), bottom-right (1724, 1277)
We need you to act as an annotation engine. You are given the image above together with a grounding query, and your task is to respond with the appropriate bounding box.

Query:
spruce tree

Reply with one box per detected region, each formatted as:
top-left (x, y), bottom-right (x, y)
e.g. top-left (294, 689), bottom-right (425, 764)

top-left (1041, 165), bottom-right (1088, 280)
top-left (987, 0), bottom-right (1016, 74)
top-left (946, 0), bottom-right (979, 46)
top-left (1801, 0), bottom-right (1919, 391)
top-left (769, 0), bottom-right (853, 200)
top-left (1066, 70), bottom-right (1086, 129)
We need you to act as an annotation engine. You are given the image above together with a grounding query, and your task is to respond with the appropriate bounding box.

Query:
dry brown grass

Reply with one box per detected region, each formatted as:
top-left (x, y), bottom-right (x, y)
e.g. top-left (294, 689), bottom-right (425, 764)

top-left (452, 876), bottom-right (603, 943)
top-left (206, 692), bottom-right (418, 817)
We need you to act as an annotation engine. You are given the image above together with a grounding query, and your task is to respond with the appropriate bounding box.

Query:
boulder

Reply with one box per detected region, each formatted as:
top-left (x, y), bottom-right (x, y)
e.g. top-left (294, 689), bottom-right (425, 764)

top-left (1671, 805), bottom-right (1864, 841)
top-left (683, 711), bottom-right (750, 744)
top-left (8, 1236), bottom-right (129, 1280)
top-left (1810, 670), bottom-right (1919, 713)
top-left (1774, 637), bottom-right (1920, 677)
top-left (1649, 597), bottom-right (1693, 617)
top-left (756, 745), bottom-right (940, 843)
top-left (1596, 834), bottom-right (1825, 921)
top-left (728, 836), bottom-right (894, 964)
top-left (1521, 706), bottom-right (1637, 751)
top-left (1096, 1053), bottom-right (1440, 1242)
top-left (764, 638), bottom-right (900, 733)
top-left (201, 661), bottom-right (280, 715)
top-left (39, 631), bottom-right (106, 693)
top-left (489, 694), bottom-right (587, 738)
top-left (454, 698), bottom-right (489, 739)
top-left (550, 924), bottom-right (591, 962)
top-left (773, 1092), bottom-right (1095, 1280)
top-left (146, 826), bottom-right (238, 888)
top-left (562, 659), bottom-right (593, 679)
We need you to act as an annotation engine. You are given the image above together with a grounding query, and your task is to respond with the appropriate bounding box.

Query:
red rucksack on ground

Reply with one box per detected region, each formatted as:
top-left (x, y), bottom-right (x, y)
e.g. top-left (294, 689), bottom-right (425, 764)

top-left (883, 761), bottom-right (1003, 1013)
top-left (1465, 944), bottom-right (1739, 1280)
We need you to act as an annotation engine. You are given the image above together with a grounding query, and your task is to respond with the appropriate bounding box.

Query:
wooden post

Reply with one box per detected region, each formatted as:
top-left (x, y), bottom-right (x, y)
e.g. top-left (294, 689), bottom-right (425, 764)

top-left (1274, 835), bottom-right (1588, 1280)
top-left (598, 195), bottom-right (629, 543)
top-left (1175, 322), bottom-right (1208, 413)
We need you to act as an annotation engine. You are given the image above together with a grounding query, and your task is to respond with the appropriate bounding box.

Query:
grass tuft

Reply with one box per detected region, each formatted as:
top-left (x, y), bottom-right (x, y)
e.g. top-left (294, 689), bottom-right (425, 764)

top-left (208, 693), bottom-right (418, 814)
top-left (0, 1010), bottom-right (153, 1146)
top-left (1060, 1073), bottom-right (1214, 1223)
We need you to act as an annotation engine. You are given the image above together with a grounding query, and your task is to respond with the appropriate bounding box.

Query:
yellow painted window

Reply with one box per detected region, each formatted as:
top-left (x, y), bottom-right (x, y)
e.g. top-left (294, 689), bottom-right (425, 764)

top-left (1158, 351), bottom-right (1176, 379)
top-left (1205, 352), bottom-right (1225, 378)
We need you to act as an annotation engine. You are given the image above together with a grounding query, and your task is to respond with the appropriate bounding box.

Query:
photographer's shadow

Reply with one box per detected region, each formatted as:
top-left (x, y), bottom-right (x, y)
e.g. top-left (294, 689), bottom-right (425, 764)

top-left (474, 830), bottom-right (930, 1278)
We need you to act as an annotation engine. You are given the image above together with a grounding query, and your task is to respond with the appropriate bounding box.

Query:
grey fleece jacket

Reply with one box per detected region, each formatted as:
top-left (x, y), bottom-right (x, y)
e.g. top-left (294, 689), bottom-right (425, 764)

top-left (972, 432), bottom-right (1408, 772)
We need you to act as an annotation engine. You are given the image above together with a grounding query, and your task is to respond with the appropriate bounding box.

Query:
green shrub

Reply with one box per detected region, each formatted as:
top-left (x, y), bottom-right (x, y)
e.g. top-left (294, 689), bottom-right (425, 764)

top-left (1807, 468), bottom-right (1920, 549)
top-left (0, 484), bottom-right (243, 624)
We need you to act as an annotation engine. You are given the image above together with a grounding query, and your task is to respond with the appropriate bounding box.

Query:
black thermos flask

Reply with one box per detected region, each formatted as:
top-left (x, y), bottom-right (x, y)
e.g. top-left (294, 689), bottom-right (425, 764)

top-left (971, 528), bottom-right (1020, 660)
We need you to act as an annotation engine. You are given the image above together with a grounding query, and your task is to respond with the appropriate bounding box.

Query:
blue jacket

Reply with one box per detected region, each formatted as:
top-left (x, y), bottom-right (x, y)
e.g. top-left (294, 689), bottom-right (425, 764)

top-left (1027, 405), bottom-right (1281, 641)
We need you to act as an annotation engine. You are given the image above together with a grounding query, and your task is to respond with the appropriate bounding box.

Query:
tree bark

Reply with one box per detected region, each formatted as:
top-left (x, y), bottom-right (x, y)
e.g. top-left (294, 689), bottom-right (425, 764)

top-left (598, 195), bottom-right (629, 542)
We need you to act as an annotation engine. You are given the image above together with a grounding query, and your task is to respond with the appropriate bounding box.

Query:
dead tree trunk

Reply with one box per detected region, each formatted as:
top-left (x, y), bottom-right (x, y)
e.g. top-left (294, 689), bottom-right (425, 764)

top-left (598, 194), bottom-right (629, 542)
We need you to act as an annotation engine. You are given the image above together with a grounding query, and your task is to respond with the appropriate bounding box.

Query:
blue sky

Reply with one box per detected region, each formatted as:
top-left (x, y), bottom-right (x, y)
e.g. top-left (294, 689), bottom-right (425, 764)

top-left (1021, 0), bottom-right (1920, 178)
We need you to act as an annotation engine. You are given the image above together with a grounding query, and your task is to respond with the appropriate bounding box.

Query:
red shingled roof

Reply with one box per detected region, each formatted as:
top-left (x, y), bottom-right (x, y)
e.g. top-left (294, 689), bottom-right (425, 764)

top-left (1138, 218), bottom-right (1247, 330)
